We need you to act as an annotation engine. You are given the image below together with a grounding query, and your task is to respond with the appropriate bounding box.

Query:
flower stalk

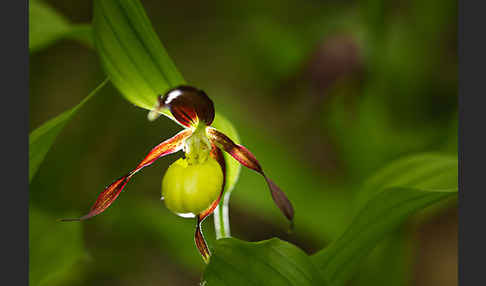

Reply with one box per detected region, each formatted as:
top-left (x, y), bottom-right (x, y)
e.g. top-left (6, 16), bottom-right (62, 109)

top-left (214, 191), bottom-right (232, 239)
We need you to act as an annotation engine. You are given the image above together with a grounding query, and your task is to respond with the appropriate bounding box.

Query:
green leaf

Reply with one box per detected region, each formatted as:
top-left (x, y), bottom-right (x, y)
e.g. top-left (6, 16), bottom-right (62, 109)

top-left (353, 227), bottom-right (413, 286)
top-left (312, 187), bottom-right (457, 286)
top-left (203, 238), bottom-right (327, 286)
top-left (355, 153), bottom-right (458, 209)
top-left (93, 0), bottom-right (184, 110)
top-left (29, 207), bottom-right (85, 286)
top-left (29, 79), bottom-right (109, 182)
top-left (342, 153), bottom-right (458, 286)
top-left (311, 153), bottom-right (458, 286)
top-left (29, 0), bottom-right (93, 53)
top-left (29, 0), bottom-right (70, 52)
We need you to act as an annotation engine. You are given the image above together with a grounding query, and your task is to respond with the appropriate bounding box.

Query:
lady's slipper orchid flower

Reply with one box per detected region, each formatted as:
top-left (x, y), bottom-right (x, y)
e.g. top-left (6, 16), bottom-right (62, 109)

top-left (62, 85), bottom-right (294, 263)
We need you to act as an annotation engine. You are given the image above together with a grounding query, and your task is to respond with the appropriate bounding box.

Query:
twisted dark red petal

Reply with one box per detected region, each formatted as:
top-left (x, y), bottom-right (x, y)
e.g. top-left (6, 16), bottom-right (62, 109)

top-left (60, 129), bottom-right (193, 222)
top-left (198, 145), bottom-right (226, 220)
top-left (209, 145), bottom-right (227, 197)
top-left (206, 127), bottom-right (294, 223)
top-left (265, 177), bottom-right (294, 223)
top-left (195, 216), bottom-right (211, 264)
top-left (192, 145), bottom-right (227, 263)
top-left (156, 85), bottom-right (215, 127)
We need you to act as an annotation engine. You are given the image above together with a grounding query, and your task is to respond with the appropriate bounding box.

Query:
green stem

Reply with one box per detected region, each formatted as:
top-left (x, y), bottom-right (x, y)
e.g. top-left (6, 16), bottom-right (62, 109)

top-left (214, 190), bottom-right (231, 239)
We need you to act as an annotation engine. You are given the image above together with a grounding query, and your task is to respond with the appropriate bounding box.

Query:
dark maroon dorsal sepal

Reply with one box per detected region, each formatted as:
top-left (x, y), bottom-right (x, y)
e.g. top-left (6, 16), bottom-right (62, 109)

top-left (159, 85), bottom-right (215, 127)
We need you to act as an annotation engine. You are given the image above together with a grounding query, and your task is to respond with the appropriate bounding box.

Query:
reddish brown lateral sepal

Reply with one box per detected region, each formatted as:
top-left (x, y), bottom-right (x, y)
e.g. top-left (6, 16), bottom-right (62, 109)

top-left (61, 129), bottom-right (192, 222)
top-left (191, 146), bottom-right (227, 263)
top-left (61, 176), bottom-right (130, 221)
top-left (206, 127), bottom-right (294, 223)
top-left (195, 216), bottom-right (211, 264)
top-left (206, 128), bottom-right (262, 172)
top-left (210, 145), bottom-right (227, 194)
top-left (265, 177), bottom-right (294, 222)
top-left (158, 86), bottom-right (215, 127)
top-left (133, 129), bottom-right (193, 172)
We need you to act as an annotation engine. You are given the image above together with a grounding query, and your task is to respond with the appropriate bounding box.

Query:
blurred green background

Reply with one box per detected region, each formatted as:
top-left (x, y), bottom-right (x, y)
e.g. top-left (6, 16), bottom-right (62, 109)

top-left (29, 0), bottom-right (457, 285)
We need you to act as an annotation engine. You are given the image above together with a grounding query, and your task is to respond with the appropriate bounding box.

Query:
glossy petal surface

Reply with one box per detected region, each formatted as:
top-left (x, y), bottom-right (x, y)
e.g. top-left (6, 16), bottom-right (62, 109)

top-left (153, 86), bottom-right (215, 127)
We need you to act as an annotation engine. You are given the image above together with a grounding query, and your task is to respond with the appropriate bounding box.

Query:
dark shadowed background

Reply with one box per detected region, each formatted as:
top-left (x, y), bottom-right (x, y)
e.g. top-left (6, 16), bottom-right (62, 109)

top-left (30, 0), bottom-right (457, 285)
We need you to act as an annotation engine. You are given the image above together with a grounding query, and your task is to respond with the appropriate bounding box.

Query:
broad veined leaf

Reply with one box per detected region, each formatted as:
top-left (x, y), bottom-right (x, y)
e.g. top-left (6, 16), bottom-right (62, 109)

top-left (354, 153), bottom-right (458, 210)
top-left (345, 153), bottom-right (458, 286)
top-left (29, 79), bottom-right (109, 182)
top-left (29, 207), bottom-right (85, 286)
top-left (312, 153), bottom-right (458, 286)
top-left (29, 0), bottom-right (93, 53)
top-left (203, 238), bottom-right (327, 286)
top-left (92, 0), bottom-right (242, 192)
top-left (352, 227), bottom-right (413, 286)
top-left (92, 0), bottom-right (184, 110)
top-left (312, 186), bottom-right (457, 286)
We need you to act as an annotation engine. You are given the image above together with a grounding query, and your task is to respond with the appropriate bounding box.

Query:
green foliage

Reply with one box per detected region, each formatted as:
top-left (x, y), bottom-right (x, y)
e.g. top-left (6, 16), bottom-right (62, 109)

top-left (353, 228), bottom-right (413, 286)
top-left (92, 0), bottom-right (184, 110)
top-left (203, 238), bottom-right (326, 286)
top-left (313, 186), bottom-right (455, 286)
top-left (29, 207), bottom-right (85, 286)
top-left (29, 0), bottom-right (92, 52)
top-left (356, 153), bottom-right (458, 209)
top-left (346, 153), bottom-right (458, 286)
top-left (312, 153), bottom-right (458, 286)
top-left (29, 0), bottom-right (70, 52)
top-left (29, 79), bottom-right (108, 182)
